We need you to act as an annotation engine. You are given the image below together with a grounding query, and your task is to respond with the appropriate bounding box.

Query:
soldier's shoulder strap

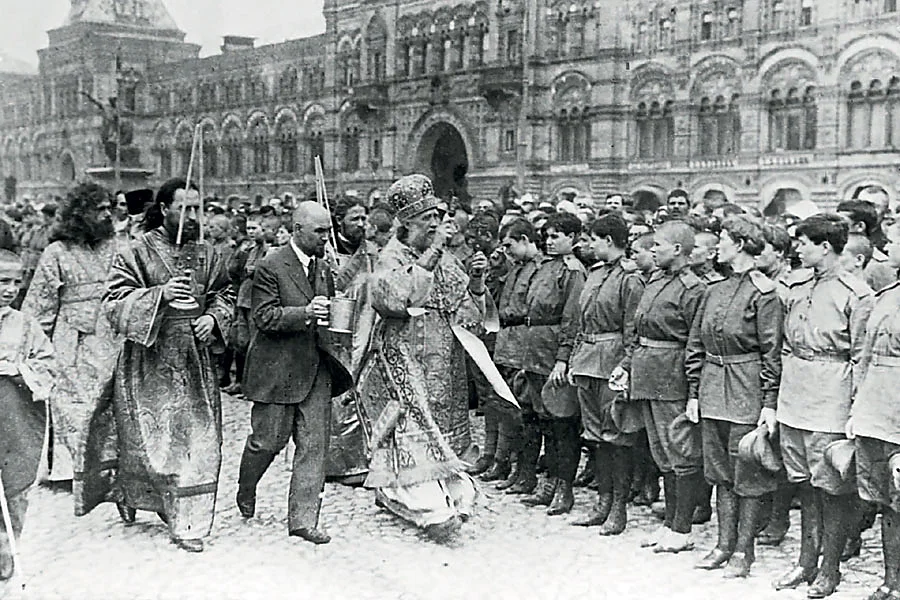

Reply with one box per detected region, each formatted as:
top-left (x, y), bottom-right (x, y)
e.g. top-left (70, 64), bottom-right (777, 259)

top-left (563, 253), bottom-right (587, 273)
top-left (678, 268), bottom-right (703, 289)
top-left (837, 272), bottom-right (874, 298)
top-left (748, 270), bottom-right (776, 294)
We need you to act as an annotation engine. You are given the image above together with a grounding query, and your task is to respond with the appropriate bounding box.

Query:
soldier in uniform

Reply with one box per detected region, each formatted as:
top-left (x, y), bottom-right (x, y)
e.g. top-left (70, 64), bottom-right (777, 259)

top-left (848, 215), bottom-right (900, 600)
top-left (686, 216), bottom-right (783, 578)
top-left (837, 200), bottom-right (895, 293)
top-left (612, 220), bottom-right (706, 553)
top-left (493, 219), bottom-right (543, 494)
top-left (518, 213), bottom-right (586, 515)
top-left (773, 214), bottom-right (874, 598)
top-left (567, 213), bottom-right (644, 534)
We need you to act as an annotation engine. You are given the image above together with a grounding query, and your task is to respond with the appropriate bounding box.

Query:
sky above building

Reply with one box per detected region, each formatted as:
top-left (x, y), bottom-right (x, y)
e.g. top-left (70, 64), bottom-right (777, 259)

top-left (1, 0), bottom-right (327, 66)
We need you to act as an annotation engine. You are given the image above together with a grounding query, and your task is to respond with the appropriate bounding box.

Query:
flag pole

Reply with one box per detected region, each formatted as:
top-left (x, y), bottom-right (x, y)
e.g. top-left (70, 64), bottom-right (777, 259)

top-left (176, 124), bottom-right (200, 246)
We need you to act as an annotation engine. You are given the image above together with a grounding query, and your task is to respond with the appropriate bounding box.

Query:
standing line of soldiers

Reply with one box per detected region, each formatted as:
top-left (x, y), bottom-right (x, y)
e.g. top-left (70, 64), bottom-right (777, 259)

top-left (466, 189), bottom-right (900, 600)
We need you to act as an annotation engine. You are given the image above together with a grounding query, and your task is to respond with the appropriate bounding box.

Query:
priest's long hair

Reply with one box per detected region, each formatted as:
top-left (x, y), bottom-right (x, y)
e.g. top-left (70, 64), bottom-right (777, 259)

top-left (50, 182), bottom-right (115, 248)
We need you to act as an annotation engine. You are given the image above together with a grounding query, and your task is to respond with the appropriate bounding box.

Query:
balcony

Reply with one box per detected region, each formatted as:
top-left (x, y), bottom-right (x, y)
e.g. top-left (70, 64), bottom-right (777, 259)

top-left (478, 63), bottom-right (523, 110)
top-left (348, 81), bottom-right (389, 113)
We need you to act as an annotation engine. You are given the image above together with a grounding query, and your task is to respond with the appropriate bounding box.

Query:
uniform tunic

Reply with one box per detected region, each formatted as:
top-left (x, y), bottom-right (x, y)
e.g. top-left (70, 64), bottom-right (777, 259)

top-left (854, 281), bottom-right (900, 510)
top-left (626, 267), bottom-right (706, 402)
top-left (685, 270), bottom-right (783, 424)
top-left (493, 255), bottom-right (541, 371)
top-left (777, 265), bottom-right (873, 434)
top-left (568, 257), bottom-right (644, 443)
top-left (685, 270), bottom-right (783, 496)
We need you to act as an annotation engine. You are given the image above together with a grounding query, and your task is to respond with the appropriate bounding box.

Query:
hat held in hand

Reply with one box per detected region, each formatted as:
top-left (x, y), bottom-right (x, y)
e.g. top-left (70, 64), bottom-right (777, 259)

top-left (737, 424), bottom-right (783, 473)
top-left (668, 412), bottom-right (702, 463)
top-left (823, 439), bottom-right (856, 484)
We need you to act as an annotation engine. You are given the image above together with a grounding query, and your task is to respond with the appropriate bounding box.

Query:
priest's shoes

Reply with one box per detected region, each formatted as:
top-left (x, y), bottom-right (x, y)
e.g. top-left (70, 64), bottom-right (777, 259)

top-left (694, 548), bottom-right (731, 570)
top-left (807, 570), bottom-right (841, 598)
top-left (236, 491), bottom-right (256, 518)
top-left (116, 502), bottom-right (136, 524)
top-left (173, 538), bottom-right (203, 553)
top-left (773, 565), bottom-right (818, 590)
top-left (290, 527), bottom-right (331, 545)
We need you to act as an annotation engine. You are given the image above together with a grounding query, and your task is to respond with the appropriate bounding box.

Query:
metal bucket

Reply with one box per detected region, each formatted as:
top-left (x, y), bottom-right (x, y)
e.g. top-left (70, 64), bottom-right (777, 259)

top-left (328, 296), bottom-right (357, 334)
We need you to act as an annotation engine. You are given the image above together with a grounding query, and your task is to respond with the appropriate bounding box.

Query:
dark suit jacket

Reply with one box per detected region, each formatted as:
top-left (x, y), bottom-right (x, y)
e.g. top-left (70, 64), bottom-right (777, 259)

top-left (243, 245), bottom-right (352, 404)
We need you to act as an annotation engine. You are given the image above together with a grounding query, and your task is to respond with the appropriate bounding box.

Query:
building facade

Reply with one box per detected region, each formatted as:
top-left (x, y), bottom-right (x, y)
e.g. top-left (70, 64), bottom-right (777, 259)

top-left (1, 0), bottom-right (900, 211)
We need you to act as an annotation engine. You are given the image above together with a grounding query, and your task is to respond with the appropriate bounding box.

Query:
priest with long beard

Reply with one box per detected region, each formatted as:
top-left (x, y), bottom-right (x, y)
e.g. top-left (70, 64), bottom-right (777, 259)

top-left (102, 178), bottom-right (234, 552)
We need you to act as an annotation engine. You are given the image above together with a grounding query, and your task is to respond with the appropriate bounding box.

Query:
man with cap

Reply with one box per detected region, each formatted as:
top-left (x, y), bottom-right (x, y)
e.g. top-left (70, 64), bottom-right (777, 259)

top-left (122, 189), bottom-right (154, 241)
top-left (356, 174), bottom-right (496, 541)
top-left (685, 216), bottom-right (783, 578)
top-left (773, 214), bottom-right (874, 597)
top-left (667, 189), bottom-right (691, 219)
top-left (612, 220), bottom-right (706, 553)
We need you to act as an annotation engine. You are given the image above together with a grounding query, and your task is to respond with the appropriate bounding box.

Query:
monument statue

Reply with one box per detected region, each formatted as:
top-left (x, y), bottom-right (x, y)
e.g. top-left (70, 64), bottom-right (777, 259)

top-left (83, 94), bottom-right (141, 168)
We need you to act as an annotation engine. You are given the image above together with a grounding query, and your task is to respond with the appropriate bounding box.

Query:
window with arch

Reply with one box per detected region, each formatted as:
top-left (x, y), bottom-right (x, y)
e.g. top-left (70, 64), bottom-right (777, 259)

top-left (370, 133), bottom-right (382, 169)
top-left (199, 82), bottom-right (217, 109)
top-left (635, 101), bottom-right (674, 159)
top-left (557, 108), bottom-right (591, 162)
top-left (366, 19), bottom-right (387, 81)
top-left (201, 124), bottom-right (217, 177)
top-left (769, 86), bottom-right (817, 151)
top-left (726, 6), bottom-right (741, 36)
top-left (848, 77), bottom-right (900, 149)
top-left (278, 67), bottom-right (297, 99)
top-left (250, 121), bottom-right (269, 174)
top-left (175, 129), bottom-right (192, 175)
top-left (277, 119), bottom-right (298, 174)
top-left (153, 134), bottom-right (172, 178)
top-left (770, 0), bottom-right (785, 29)
top-left (224, 80), bottom-right (241, 106)
top-left (636, 21), bottom-right (648, 51)
top-left (470, 25), bottom-right (487, 66)
top-left (306, 117), bottom-right (326, 174)
top-left (342, 126), bottom-right (360, 172)
top-left (223, 125), bottom-right (243, 176)
top-left (659, 16), bottom-right (673, 49)
top-left (700, 12), bottom-right (713, 40)
top-left (799, 0), bottom-right (813, 25)
top-left (697, 95), bottom-right (741, 156)
top-left (339, 47), bottom-right (359, 87)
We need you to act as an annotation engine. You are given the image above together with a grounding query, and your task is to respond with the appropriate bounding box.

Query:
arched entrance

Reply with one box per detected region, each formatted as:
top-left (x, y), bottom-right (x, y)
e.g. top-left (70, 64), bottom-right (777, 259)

top-left (763, 188), bottom-right (819, 219)
top-left (414, 122), bottom-right (469, 202)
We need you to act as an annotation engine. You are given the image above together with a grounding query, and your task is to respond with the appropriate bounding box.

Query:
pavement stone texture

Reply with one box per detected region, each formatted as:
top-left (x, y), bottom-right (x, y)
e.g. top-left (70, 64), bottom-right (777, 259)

top-left (0, 395), bottom-right (886, 600)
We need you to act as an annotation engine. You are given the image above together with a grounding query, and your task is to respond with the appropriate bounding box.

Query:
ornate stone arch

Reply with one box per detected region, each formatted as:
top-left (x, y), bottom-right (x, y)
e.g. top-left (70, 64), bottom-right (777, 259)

top-left (404, 106), bottom-right (481, 171)
top-left (838, 172), bottom-right (899, 205)
top-left (245, 111), bottom-right (270, 136)
top-left (274, 107), bottom-right (299, 127)
top-left (689, 178), bottom-right (738, 203)
top-left (552, 71), bottom-right (592, 107)
top-left (757, 46), bottom-right (819, 84)
top-left (689, 56), bottom-right (741, 102)
top-left (837, 34), bottom-right (900, 78)
top-left (758, 174), bottom-right (813, 213)
top-left (548, 181), bottom-right (590, 202)
top-left (629, 64), bottom-right (675, 104)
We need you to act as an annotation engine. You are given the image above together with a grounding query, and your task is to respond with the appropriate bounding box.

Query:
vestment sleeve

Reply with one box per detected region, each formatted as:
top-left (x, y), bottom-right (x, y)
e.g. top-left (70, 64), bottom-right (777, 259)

top-left (21, 246), bottom-right (63, 338)
top-left (103, 247), bottom-right (165, 347)
top-left (369, 248), bottom-right (434, 319)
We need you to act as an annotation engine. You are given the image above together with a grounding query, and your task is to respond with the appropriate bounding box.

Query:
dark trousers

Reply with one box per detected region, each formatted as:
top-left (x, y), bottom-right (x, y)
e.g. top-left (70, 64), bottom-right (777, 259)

top-left (237, 369), bottom-right (332, 532)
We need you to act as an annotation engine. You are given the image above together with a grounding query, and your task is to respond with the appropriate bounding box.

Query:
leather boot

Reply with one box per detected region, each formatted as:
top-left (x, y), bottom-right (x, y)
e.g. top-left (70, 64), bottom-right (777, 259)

top-left (466, 455), bottom-right (494, 476)
top-left (724, 496), bottom-right (763, 579)
top-left (521, 477), bottom-right (558, 507)
top-left (572, 443), bottom-right (611, 527)
top-left (495, 459), bottom-right (520, 491)
top-left (547, 479), bottom-right (575, 516)
top-left (599, 447), bottom-right (632, 536)
top-left (808, 493), bottom-right (853, 598)
top-left (574, 445), bottom-right (596, 488)
top-left (695, 485), bottom-right (737, 570)
top-left (759, 484), bottom-right (794, 546)
top-left (662, 472), bottom-right (678, 530)
top-left (841, 496), bottom-right (865, 561)
top-left (480, 458), bottom-right (511, 482)
top-left (774, 484), bottom-right (821, 590)
top-left (693, 482), bottom-right (713, 524)
top-left (671, 472), bottom-right (703, 535)
top-left (880, 508), bottom-right (900, 592)
top-left (508, 414), bottom-right (541, 494)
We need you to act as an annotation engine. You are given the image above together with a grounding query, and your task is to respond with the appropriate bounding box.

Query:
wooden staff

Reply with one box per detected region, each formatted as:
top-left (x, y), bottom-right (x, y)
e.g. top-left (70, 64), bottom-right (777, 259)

top-left (314, 156), bottom-right (338, 251)
top-left (176, 124), bottom-right (201, 246)
top-left (198, 126), bottom-right (205, 243)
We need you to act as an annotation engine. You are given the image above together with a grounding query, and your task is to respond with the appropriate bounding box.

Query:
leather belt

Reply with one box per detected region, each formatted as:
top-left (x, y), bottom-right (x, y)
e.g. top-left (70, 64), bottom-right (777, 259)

top-left (638, 336), bottom-right (684, 349)
top-left (788, 348), bottom-right (850, 363)
top-left (705, 352), bottom-right (760, 366)
top-left (577, 332), bottom-right (623, 343)
top-left (502, 316), bottom-right (562, 327)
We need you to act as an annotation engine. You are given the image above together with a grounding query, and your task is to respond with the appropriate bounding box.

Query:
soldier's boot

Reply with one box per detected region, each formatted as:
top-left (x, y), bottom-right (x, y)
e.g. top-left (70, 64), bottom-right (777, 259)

top-left (693, 481), bottom-right (714, 524)
top-left (547, 479), bottom-right (575, 516)
top-left (774, 484), bottom-right (821, 590)
top-left (724, 496), bottom-right (764, 579)
top-left (808, 492), bottom-right (854, 598)
top-left (495, 455), bottom-right (521, 491)
top-left (507, 413), bottom-right (540, 495)
top-left (655, 471), bottom-right (701, 553)
top-left (572, 443), bottom-right (612, 526)
top-left (599, 446), bottom-right (632, 536)
top-left (759, 484), bottom-right (795, 546)
top-left (521, 477), bottom-right (559, 507)
top-left (642, 473), bottom-right (677, 548)
top-left (696, 485), bottom-right (738, 570)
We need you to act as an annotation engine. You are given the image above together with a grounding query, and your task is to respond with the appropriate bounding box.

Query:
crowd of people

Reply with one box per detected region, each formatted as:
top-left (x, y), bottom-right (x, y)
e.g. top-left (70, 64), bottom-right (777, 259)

top-left (0, 175), bottom-right (897, 600)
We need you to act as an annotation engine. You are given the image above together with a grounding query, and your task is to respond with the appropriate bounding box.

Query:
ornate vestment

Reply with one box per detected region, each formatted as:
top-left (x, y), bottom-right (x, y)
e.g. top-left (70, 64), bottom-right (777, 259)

top-left (357, 237), bottom-right (485, 489)
top-left (103, 229), bottom-right (234, 541)
top-left (22, 239), bottom-right (122, 514)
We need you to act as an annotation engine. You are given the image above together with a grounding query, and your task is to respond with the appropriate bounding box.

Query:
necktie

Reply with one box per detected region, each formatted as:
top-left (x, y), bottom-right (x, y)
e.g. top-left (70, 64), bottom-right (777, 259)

top-left (307, 258), bottom-right (317, 289)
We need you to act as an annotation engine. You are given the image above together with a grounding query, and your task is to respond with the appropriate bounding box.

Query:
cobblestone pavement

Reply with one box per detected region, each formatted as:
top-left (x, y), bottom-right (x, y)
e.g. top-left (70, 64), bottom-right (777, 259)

top-left (0, 395), bottom-right (884, 600)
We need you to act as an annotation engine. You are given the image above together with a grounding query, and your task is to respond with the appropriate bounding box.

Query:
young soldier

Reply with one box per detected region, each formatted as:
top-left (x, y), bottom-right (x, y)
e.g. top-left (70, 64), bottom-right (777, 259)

top-left (848, 215), bottom-right (900, 600)
top-left (613, 220), bottom-right (706, 553)
top-left (519, 213), bottom-right (586, 515)
top-left (567, 213), bottom-right (644, 534)
top-left (774, 214), bottom-right (874, 597)
top-left (494, 219), bottom-right (543, 494)
top-left (686, 216), bottom-right (783, 578)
